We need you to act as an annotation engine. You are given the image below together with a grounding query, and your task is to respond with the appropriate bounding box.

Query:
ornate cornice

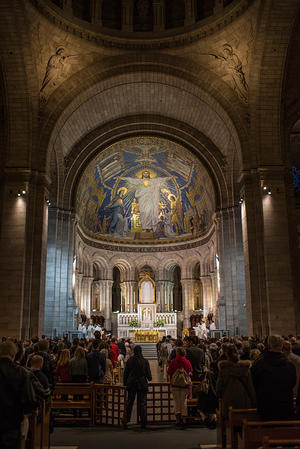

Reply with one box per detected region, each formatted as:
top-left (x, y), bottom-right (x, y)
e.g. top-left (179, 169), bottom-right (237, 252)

top-left (30, 0), bottom-right (252, 50)
top-left (77, 223), bottom-right (215, 253)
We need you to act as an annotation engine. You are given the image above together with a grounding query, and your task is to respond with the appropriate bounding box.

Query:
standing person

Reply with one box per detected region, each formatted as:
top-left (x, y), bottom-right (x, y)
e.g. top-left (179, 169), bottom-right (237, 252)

top-left (70, 346), bottom-right (88, 382)
top-left (110, 338), bottom-right (120, 367)
top-left (56, 349), bottom-right (71, 382)
top-left (216, 344), bottom-right (256, 420)
top-left (251, 335), bottom-right (296, 420)
top-left (0, 340), bottom-right (38, 449)
top-left (101, 349), bottom-right (114, 384)
top-left (35, 339), bottom-right (57, 393)
top-left (160, 337), bottom-right (172, 379)
top-left (123, 345), bottom-right (152, 429)
top-left (185, 336), bottom-right (205, 381)
top-left (167, 347), bottom-right (192, 427)
top-left (86, 340), bottom-right (106, 383)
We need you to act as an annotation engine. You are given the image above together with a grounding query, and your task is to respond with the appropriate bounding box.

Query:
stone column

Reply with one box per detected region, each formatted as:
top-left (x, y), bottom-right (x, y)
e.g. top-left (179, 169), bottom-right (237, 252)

top-left (122, 0), bottom-right (134, 32)
top-left (210, 272), bottom-right (218, 317)
top-left (181, 279), bottom-right (194, 328)
top-left (82, 276), bottom-right (93, 317)
top-left (104, 279), bottom-right (113, 330)
top-left (44, 208), bottom-right (75, 337)
top-left (241, 168), bottom-right (297, 336)
top-left (75, 272), bottom-right (83, 310)
top-left (153, 0), bottom-right (165, 32)
top-left (216, 206), bottom-right (247, 336)
top-left (201, 275), bottom-right (213, 317)
top-left (90, 0), bottom-right (102, 25)
top-left (184, 0), bottom-right (196, 26)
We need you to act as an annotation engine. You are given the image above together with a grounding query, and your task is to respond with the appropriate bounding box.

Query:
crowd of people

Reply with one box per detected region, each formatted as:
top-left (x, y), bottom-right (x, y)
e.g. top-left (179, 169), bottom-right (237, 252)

top-left (1, 331), bottom-right (300, 447)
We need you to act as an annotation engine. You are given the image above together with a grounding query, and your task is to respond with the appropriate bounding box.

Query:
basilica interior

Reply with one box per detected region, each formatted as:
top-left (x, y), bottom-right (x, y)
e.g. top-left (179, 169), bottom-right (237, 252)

top-left (0, 0), bottom-right (300, 341)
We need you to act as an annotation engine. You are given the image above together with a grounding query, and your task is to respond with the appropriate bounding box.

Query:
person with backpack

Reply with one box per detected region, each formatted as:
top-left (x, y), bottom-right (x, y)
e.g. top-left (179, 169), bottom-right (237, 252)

top-left (167, 347), bottom-right (192, 427)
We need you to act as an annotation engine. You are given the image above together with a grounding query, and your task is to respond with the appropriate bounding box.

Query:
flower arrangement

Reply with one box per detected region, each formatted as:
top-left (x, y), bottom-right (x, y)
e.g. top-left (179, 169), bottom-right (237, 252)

top-left (155, 318), bottom-right (165, 327)
top-left (129, 318), bottom-right (139, 328)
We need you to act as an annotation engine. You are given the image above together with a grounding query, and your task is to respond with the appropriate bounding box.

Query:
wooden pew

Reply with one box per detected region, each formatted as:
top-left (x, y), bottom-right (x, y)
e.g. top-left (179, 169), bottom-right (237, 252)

top-left (241, 420), bottom-right (300, 449)
top-left (52, 382), bottom-right (95, 425)
top-left (227, 407), bottom-right (259, 449)
top-left (260, 437), bottom-right (300, 449)
top-left (216, 400), bottom-right (226, 449)
top-left (22, 400), bottom-right (50, 449)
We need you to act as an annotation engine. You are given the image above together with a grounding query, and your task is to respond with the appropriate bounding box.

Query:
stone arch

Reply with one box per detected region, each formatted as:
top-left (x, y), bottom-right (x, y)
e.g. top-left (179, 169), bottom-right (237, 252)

top-left (40, 54), bottom-right (248, 175)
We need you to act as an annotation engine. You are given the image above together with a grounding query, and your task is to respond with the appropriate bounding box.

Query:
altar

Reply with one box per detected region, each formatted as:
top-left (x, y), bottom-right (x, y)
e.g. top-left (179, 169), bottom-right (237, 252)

top-left (117, 270), bottom-right (177, 339)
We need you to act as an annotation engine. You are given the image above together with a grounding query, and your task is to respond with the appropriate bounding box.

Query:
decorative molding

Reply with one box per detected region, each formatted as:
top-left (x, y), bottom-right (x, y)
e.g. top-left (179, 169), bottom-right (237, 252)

top-left (30, 0), bottom-right (252, 50)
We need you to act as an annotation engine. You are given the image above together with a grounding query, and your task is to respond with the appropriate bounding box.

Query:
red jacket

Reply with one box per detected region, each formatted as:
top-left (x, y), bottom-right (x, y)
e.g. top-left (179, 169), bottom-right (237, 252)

top-left (167, 355), bottom-right (192, 387)
top-left (56, 362), bottom-right (71, 382)
top-left (110, 343), bottom-right (120, 366)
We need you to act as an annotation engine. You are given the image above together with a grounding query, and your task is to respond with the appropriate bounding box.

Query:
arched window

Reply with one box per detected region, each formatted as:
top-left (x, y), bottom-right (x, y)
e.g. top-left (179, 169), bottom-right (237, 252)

top-left (165, 0), bottom-right (185, 29)
top-left (72, 0), bottom-right (91, 22)
top-left (133, 0), bottom-right (153, 32)
top-left (102, 0), bottom-right (122, 29)
top-left (112, 266), bottom-right (121, 312)
top-left (196, 0), bottom-right (214, 21)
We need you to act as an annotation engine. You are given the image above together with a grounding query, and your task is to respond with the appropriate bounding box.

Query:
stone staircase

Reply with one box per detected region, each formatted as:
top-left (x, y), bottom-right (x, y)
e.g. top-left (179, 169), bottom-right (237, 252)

top-left (137, 343), bottom-right (158, 360)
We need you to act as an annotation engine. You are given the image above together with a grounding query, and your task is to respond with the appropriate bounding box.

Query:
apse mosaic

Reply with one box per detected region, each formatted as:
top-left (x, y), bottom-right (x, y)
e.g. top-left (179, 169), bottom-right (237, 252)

top-left (76, 137), bottom-right (215, 243)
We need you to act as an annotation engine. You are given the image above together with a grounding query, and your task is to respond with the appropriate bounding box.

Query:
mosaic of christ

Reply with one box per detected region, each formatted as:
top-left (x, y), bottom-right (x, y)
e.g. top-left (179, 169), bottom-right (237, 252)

top-left (76, 136), bottom-right (215, 242)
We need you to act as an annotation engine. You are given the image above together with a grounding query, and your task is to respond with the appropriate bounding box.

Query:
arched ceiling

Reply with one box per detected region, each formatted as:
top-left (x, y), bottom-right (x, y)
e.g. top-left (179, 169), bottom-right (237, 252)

top-left (75, 135), bottom-right (216, 247)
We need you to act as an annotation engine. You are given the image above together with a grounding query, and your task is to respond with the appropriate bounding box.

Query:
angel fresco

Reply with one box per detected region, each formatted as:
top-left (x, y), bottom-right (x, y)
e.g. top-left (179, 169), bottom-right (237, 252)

top-left (209, 43), bottom-right (248, 103)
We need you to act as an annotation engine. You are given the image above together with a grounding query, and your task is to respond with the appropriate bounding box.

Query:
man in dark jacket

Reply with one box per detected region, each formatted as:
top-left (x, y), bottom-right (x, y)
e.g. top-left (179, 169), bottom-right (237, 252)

top-left (251, 335), bottom-right (296, 420)
top-left (185, 336), bottom-right (205, 381)
top-left (123, 345), bottom-right (152, 429)
top-left (32, 339), bottom-right (57, 393)
top-left (86, 340), bottom-right (106, 383)
top-left (0, 340), bottom-right (38, 449)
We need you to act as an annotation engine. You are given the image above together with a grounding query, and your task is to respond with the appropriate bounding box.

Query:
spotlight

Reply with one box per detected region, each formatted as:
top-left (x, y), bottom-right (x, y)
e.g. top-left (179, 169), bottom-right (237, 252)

top-left (17, 188), bottom-right (27, 197)
top-left (263, 186), bottom-right (267, 191)
top-left (239, 196), bottom-right (244, 204)
top-left (267, 188), bottom-right (272, 195)
top-left (46, 199), bottom-right (51, 206)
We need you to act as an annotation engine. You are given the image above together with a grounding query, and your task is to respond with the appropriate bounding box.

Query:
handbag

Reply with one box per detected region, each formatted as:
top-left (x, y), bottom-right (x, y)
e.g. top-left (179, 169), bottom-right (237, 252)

top-left (194, 372), bottom-right (210, 395)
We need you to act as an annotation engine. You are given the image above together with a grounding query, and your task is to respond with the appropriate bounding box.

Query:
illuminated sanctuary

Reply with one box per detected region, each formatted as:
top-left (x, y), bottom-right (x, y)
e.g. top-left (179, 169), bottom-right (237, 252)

top-left (73, 136), bottom-right (218, 339)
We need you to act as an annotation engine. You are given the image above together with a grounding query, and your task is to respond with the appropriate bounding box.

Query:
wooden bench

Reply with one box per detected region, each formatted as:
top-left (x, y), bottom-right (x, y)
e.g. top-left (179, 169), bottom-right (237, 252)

top-left (52, 383), bottom-right (95, 425)
top-left (227, 407), bottom-right (259, 449)
top-left (241, 420), bottom-right (300, 449)
top-left (22, 400), bottom-right (50, 449)
top-left (259, 437), bottom-right (300, 449)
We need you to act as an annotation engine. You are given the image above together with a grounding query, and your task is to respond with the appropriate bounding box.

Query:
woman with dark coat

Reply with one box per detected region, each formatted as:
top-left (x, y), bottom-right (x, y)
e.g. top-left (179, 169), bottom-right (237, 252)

top-left (216, 344), bottom-right (256, 419)
top-left (123, 345), bottom-right (152, 429)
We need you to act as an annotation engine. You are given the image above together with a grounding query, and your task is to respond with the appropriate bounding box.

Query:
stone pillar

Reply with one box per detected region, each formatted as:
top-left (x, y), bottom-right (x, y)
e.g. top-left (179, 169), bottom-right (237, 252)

top-left (216, 206), bottom-right (247, 335)
top-left (201, 275), bottom-right (213, 317)
top-left (90, 0), bottom-right (102, 25)
top-left (184, 0), bottom-right (196, 26)
top-left (82, 276), bottom-right (93, 317)
top-left (153, 0), bottom-right (165, 32)
top-left (44, 208), bottom-right (75, 337)
top-left (210, 272), bottom-right (218, 317)
top-left (122, 0), bottom-right (134, 32)
top-left (104, 279), bottom-right (113, 330)
top-left (75, 272), bottom-right (83, 310)
top-left (0, 170), bottom-right (50, 339)
top-left (241, 169), bottom-right (297, 336)
top-left (181, 279), bottom-right (194, 328)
